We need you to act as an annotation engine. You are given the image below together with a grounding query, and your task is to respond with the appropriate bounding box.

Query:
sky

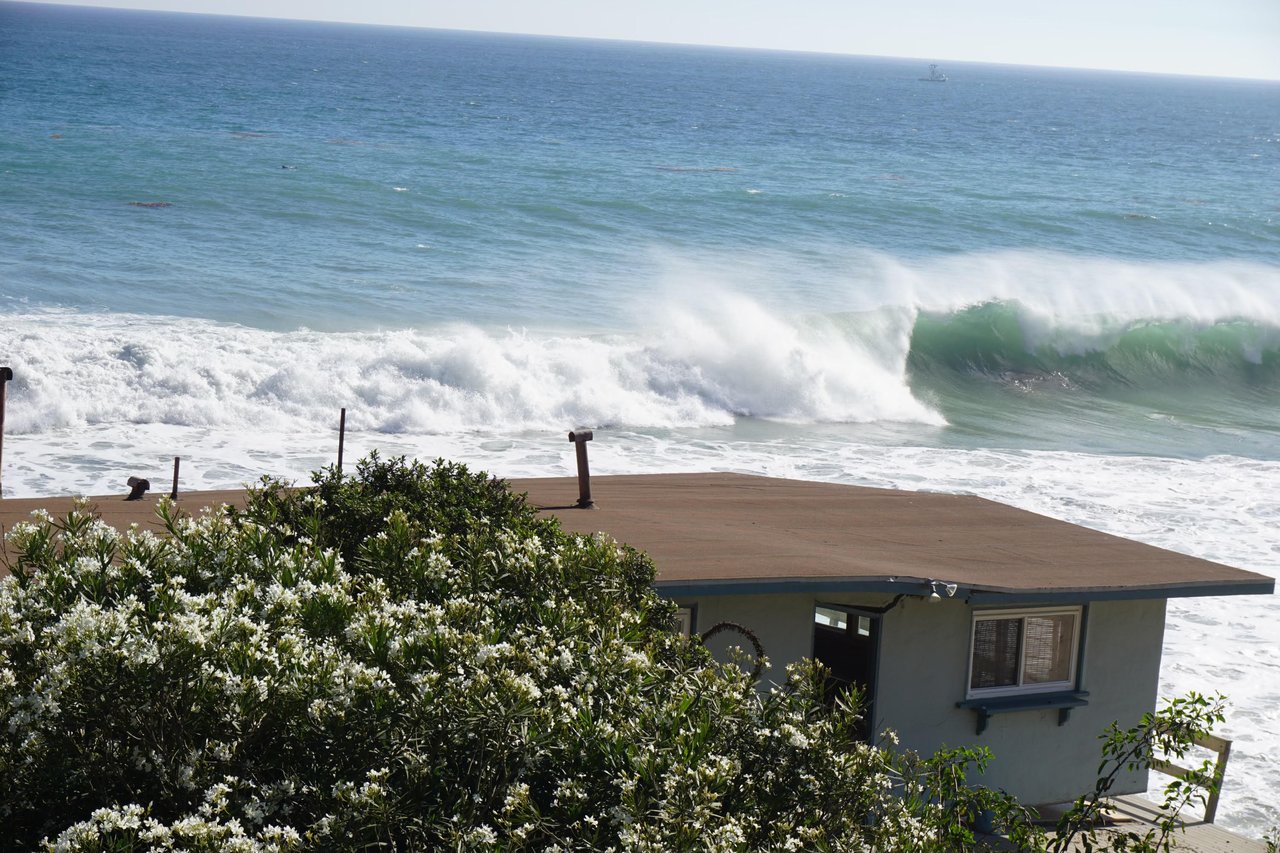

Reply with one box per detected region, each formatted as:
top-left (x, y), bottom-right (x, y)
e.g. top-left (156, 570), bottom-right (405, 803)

top-left (17, 0), bottom-right (1280, 80)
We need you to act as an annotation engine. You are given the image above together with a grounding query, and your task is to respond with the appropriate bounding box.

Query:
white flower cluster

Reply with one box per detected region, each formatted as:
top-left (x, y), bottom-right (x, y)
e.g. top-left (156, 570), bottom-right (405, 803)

top-left (47, 803), bottom-right (302, 852)
top-left (1, 476), bottom-right (1033, 851)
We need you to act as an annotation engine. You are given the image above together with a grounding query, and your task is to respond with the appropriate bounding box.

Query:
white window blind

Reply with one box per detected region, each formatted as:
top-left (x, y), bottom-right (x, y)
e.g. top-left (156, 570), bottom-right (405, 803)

top-left (968, 608), bottom-right (1080, 697)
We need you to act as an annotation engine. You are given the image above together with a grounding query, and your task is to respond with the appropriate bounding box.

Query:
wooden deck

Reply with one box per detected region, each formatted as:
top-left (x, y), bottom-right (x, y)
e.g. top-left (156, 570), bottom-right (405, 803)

top-left (1096, 795), bottom-right (1267, 852)
top-left (979, 796), bottom-right (1267, 851)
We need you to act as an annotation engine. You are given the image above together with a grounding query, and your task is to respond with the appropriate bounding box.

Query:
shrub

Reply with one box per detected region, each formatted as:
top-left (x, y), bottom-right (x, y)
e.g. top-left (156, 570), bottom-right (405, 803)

top-left (241, 452), bottom-right (542, 568)
top-left (0, 456), bottom-right (1238, 851)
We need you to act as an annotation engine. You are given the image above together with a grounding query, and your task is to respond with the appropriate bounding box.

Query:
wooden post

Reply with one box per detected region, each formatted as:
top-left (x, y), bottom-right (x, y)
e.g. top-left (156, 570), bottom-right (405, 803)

top-left (170, 456), bottom-right (181, 500)
top-left (337, 408), bottom-right (346, 474)
top-left (568, 429), bottom-right (594, 508)
top-left (1151, 731), bottom-right (1232, 824)
top-left (1205, 735), bottom-right (1231, 824)
top-left (0, 367), bottom-right (12, 498)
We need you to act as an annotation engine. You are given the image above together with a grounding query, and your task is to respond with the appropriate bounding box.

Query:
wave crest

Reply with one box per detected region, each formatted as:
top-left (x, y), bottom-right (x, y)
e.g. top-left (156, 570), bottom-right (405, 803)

top-left (1, 304), bottom-right (942, 436)
top-left (909, 300), bottom-right (1280, 388)
top-left (7, 279), bottom-right (1279, 439)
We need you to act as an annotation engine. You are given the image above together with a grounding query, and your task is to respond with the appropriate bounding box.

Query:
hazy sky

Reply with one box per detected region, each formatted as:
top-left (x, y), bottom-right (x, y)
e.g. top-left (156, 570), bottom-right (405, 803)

top-left (23, 0), bottom-right (1280, 80)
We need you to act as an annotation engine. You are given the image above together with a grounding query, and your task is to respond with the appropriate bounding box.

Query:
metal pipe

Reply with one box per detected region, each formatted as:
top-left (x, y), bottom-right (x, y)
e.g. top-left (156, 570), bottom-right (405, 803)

top-left (170, 456), bottom-right (180, 500)
top-left (0, 367), bottom-right (12, 498)
top-left (567, 429), bottom-right (594, 508)
top-left (125, 476), bottom-right (150, 501)
top-left (337, 407), bottom-right (346, 474)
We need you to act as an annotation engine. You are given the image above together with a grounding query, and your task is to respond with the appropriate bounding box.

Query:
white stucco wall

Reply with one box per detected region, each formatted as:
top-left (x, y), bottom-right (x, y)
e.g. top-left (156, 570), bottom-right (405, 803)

top-left (673, 590), bottom-right (1168, 809)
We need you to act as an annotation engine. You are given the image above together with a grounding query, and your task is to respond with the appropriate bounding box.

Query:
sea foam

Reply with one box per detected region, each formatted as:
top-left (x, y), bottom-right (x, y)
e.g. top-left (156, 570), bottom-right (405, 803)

top-left (0, 299), bottom-right (941, 438)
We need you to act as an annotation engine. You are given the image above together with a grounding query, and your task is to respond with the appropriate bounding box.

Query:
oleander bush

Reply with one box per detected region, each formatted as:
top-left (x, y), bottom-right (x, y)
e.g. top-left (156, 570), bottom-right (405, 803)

top-left (0, 456), bottom-right (1235, 851)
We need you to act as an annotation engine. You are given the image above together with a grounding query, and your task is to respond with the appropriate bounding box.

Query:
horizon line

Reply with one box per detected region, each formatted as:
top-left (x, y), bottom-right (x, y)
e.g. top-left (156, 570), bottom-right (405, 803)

top-left (7, 0), bottom-right (1280, 84)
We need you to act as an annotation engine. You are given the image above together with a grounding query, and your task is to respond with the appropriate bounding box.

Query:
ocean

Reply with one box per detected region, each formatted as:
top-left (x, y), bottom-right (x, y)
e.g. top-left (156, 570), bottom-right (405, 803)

top-left (1, 1), bottom-right (1278, 833)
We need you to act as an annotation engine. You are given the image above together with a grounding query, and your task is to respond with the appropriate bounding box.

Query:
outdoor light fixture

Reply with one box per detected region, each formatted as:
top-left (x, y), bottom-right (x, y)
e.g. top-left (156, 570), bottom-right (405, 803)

top-left (927, 580), bottom-right (958, 603)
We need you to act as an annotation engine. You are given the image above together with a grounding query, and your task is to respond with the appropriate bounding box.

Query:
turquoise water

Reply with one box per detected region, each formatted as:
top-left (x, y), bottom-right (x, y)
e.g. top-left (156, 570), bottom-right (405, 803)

top-left (1, 2), bottom-right (1279, 831)
top-left (2, 3), bottom-right (1278, 461)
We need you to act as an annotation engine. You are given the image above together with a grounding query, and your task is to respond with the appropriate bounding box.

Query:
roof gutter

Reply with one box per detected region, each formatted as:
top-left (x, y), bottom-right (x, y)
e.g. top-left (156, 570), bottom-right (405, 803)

top-left (654, 575), bottom-right (1275, 603)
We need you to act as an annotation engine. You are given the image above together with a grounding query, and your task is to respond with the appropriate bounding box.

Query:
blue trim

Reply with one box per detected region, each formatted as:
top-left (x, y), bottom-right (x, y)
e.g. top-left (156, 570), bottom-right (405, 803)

top-left (956, 691), bottom-right (1091, 735)
top-left (964, 581), bottom-right (1273, 605)
top-left (1075, 604), bottom-right (1090, 692)
top-left (815, 595), bottom-right (908, 616)
top-left (811, 602), bottom-right (885, 744)
top-left (653, 577), bottom-right (1274, 602)
top-left (655, 578), bottom-right (945, 597)
top-left (868, 612), bottom-right (884, 743)
top-left (673, 602), bottom-right (698, 637)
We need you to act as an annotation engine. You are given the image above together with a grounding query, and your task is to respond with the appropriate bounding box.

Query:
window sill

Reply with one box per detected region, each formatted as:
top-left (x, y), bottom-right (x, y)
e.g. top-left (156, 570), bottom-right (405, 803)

top-left (955, 690), bottom-right (1090, 735)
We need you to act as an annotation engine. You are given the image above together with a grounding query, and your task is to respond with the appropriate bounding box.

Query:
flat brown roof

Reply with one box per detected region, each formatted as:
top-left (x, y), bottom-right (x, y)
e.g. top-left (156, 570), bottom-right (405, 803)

top-left (508, 473), bottom-right (1274, 603)
top-left (2, 474), bottom-right (1272, 603)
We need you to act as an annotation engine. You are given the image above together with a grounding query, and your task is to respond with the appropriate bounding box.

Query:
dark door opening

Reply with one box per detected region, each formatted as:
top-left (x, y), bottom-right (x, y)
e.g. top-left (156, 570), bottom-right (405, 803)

top-left (812, 606), bottom-right (880, 740)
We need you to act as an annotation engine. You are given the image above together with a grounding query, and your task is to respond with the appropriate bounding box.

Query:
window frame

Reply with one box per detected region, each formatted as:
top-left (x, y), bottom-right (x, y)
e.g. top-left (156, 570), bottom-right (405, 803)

top-left (815, 606), bottom-right (875, 638)
top-left (674, 605), bottom-right (695, 638)
top-left (965, 606), bottom-right (1083, 699)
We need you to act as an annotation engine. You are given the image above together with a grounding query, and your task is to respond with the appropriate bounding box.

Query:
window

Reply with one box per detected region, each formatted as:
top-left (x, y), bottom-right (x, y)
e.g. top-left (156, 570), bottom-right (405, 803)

top-left (815, 607), bottom-right (873, 637)
top-left (674, 606), bottom-right (694, 638)
top-left (967, 607), bottom-right (1081, 697)
top-left (814, 606), bottom-right (847, 630)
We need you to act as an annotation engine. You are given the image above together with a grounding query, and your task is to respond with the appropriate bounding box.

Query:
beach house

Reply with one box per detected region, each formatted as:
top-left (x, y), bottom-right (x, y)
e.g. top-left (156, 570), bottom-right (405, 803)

top-left (509, 472), bottom-right (1275, 809)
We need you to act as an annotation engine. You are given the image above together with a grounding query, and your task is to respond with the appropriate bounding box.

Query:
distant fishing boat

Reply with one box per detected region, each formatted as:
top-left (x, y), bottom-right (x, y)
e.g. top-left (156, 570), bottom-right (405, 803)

top-left (919, 64), bottom-right (948, 82)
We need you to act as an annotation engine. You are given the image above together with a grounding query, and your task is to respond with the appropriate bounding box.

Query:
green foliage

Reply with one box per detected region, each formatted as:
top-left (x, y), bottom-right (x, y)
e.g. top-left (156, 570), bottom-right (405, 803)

top-left (0, 455), bottom-right (1252, 851)
top-left (240, 451), bottom-right (543, 565)
top-left (1044, 692), bottom-right (1229, 853)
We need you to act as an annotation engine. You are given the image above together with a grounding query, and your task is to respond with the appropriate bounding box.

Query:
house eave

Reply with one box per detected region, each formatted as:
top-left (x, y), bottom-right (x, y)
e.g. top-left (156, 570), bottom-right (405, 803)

top-left (654, 575), bottom-right (1276, 603)
top-left (964, 578), bottom-right (1275, 605)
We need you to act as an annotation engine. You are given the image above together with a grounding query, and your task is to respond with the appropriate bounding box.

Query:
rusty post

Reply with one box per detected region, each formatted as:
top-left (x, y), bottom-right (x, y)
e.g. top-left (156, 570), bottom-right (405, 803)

top-left (337, 408), bottom-right (346, 474)
top-left (170, 456), bottom-right (181, 500)
top-left (0, 367), bottom-right (11, 498)
top-left (568, 429), bottom-right (594, 508)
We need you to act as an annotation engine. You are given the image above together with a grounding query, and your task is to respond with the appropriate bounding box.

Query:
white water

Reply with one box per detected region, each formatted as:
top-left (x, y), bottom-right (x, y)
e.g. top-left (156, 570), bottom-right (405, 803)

top-left (0, 304), bottom-right (940, 437)
top-left (2, 257), bottom-right (1279, 835)
top-left (646, 249), bottom-right (1280, 330)
top-left (7, 250), bottom-right (1280, 441)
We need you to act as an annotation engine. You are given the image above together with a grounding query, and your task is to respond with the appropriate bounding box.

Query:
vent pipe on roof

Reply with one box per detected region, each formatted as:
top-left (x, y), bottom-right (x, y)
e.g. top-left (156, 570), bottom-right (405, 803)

top-left (125, 476), bottom-right (151, 501)
top-left (568, 429), bottom-right (594, 508)
top-left (0, 367), bottom-right (11, 497)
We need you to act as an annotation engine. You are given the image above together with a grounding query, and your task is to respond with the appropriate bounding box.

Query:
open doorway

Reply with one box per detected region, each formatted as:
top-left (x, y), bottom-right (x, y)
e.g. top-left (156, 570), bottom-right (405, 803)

top-left (812, 605), bottom-right (880, 740)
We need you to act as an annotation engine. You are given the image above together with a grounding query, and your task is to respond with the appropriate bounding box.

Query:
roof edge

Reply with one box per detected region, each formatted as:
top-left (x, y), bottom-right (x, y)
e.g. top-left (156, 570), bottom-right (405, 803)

top-left (967, 579), bottom-right (1275, 604)
top-left (654, 576), bottom-right (1276, 602)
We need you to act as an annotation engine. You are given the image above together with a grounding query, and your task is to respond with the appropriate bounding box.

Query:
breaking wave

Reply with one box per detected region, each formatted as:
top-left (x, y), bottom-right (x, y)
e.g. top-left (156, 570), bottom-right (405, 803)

top-left (4, 267), bottom-right (1279, 438)
top-left (908, 300), bottom-right (1280, 390)
top-left (0, 302), bottom-right (938, 436)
